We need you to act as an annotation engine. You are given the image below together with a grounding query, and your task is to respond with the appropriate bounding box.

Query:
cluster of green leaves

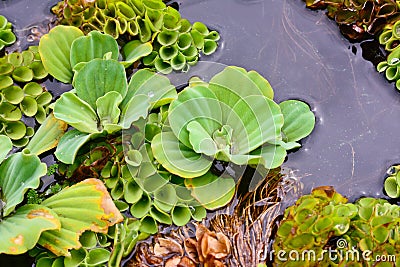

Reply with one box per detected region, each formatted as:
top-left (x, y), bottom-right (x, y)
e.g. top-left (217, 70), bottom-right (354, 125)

top-left (32, 218), bottom-right (147, 267)
top-left (51, 0), bottom-right (219, 73)
top-left (377, 44), bottom-right (400, 90)
top-left (379, 21), bottom-right (400, 52)
top-left (273, 186), bottom-right (400, 266)
top-left (384, 164), bottom-right (400, 198)
top-left (303, 0), bottom-right (400, 40)
top-left (0, 46), bottom-right (51, 146)
top-left (0, 135), bottom-right (123, 257)
top-left (0, 15), bottom-right (16, 51)
top-left (152, 66), bottom-right (315, 194)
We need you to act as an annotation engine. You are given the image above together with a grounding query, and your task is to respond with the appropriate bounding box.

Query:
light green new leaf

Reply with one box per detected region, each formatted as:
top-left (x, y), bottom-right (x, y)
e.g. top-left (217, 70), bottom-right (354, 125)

top-left (168, 85), bottom-right (222, 148)
top-left (39, 25), bottom-right (84, 83)
top-left (39, 178), bottom-right (124, 256)
top-left (73, 59), bottom-right (127, 109)
top-left (0, 204), bottom-right (60, 255)
top-left (0, 150), bottom-right (47, 216)
top-left (185, 173), bottom-right (235, 210)
top-left (55, 130), bottom-right (104, 164)
top-left (54, 92), bottom-right (99, 134)
top-left (96, 91), bottom-right (123, 126)
top-left (0, 135), bottom-right (12, 163)
top-left (124, 69), bottom-right (177, 110)
top-left (248, 144), bottom-right (287, 169)
top-left (119, 94), bottom-right (150, 128)
top-left (70, 31), bottom-right (119, 69)
top-left (279, 100), bottom-right (315, 142)
top-left (151, 132), bottom-right (212, 178)
top-left (26, 113), bottom-right (68, 156)
top-left (122, 40), bottom-right (153, 67)
top-left (225, 95), bottom-right (283, 154)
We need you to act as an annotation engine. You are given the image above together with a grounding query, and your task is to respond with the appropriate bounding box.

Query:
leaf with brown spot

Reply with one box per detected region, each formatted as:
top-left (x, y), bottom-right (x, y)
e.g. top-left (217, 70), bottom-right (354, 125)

top-left (38, 178), bottom-right (123, 256)
top-left (0, 204), bottom-right (60, 255)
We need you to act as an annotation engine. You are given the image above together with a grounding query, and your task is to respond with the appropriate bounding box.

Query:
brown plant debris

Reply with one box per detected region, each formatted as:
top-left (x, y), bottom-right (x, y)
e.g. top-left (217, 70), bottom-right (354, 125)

top-left (129, 168), bottom-right (302, 266)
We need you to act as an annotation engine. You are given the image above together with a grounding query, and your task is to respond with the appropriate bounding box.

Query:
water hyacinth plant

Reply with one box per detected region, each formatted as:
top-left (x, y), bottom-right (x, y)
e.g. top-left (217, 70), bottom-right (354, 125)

top-left (51, 0), bottom-right (220, 73)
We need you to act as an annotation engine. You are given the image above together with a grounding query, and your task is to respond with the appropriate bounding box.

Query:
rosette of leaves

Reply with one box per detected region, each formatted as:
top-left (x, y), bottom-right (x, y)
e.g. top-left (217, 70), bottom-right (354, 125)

top-left (0, 15), bottom-right (16, 51)
top-left (0, 135), bottom-right (123, 256)
top-left (51, 0), bottom-right (220, 73)
top-left (151, 66), bottom-right (315, 188)
top-left (383, 164), bottom-right (400, 198)
top-left (273, 186), bottom-right (400, 266)
top-left (52, 53), bottom-right (177, 164)
top-left (0, 46), bottom-right (51, 146)
top-left (377, 44), bottom-right (400, 89)
top-left (303, 0), bottom-right (400, 40)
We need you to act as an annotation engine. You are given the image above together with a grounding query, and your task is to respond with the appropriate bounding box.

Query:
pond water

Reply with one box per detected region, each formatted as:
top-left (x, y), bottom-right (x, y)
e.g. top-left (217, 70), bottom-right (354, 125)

top-left (0, 0), bottom-right (399, 265)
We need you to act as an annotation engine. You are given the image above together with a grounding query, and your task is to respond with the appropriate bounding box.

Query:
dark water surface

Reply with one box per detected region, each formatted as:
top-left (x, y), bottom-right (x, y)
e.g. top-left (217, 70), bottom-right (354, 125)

top-left (0, 0), bottom-right (399, 264)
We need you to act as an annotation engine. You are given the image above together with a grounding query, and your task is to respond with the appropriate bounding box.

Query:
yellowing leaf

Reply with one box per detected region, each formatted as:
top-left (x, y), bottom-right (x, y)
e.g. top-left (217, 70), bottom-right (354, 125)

top-left (38, 178), bottom-right (123, 256)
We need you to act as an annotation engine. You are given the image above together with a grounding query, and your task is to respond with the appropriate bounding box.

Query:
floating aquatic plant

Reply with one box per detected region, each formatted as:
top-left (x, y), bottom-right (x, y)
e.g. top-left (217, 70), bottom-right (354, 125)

top-left (379, 20), bottom-right (400, 52)
top-left (273, 186), bottom-right (400, 266)
top-left (0, 46), bottom-right (51, 147)
top-left (51, 0), bottom-right (220, 73)
top-left (151, 66), bottom-right (315, 180)
top-left (0, 135), bottom-right (122, 256)
top-left (53, 57), bottom-right (176, 164)
top-left (303, 0), bottom-right (400, 40)
top-left (0, 15), bottom-right (16, 51)
top-left (377, 44), bottom-right (400, 89)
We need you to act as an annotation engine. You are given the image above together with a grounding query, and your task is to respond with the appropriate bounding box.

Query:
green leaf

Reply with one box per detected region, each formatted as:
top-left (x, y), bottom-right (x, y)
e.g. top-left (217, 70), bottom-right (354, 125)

top-left (0, 135), bottom-right (12, 163)
top-left (171, 205), bottom-right (191, 226)
top-left (384, 176), bottom-right (400, 198)
top-left (70, 31), bottom-right (119, 69)
top-left (124, 69), bottom-right (177, 110)
top-left (39, 25), bottom-right (84, 83)
top-left (38, 178), bottom-right (123, 256)
top-left (151, 132), bottom-right (213, 178)
top-left (54, 92), bottom-right (99, 133)
top-left (0, 204), bottom-right (60, 255)
top-left (280, 100), bottom-right (315, 142)
top-left (119, 94), bottom-right (150, 128)
top-left (55, 130), bottom-right (103, 164)
top-left (73, 59), bottom-right (127, 109)
top-left (86, 248), bottom-right (110, 265)
top-left (26, 113), bottom-right (68, 156)
top-left (96, 91), bottom-right (123, 127)
top-left (0, 150), bottom-right (47, 216)
top-left (122, 41), bottom-right (153, 67)
top-left (185, 172), bottom-right (235, 210)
